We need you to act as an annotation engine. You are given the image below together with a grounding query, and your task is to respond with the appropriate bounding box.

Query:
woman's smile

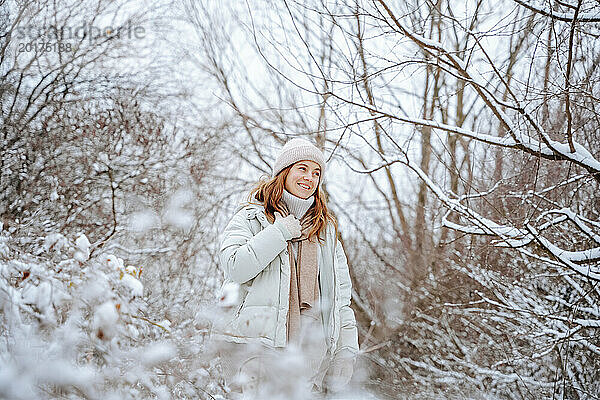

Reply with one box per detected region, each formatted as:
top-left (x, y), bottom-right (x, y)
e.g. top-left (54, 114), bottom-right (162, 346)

top-left (298, 181), bottom-right (311, 190)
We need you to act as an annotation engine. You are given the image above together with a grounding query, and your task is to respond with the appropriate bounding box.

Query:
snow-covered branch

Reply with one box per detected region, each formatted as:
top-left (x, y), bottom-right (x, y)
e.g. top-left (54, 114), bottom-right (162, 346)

top-left (512, 0), bottom-right (600, 22)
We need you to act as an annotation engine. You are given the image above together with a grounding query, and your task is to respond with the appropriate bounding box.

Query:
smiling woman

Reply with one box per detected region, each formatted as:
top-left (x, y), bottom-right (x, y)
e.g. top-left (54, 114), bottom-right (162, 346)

top-left (213, 138), bottom-right (359, 397)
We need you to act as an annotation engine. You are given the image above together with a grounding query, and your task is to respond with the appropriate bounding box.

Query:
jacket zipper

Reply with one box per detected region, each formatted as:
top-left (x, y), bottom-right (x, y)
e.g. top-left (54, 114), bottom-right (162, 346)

top-left (329, 238), bottom-right (338, 351)
top-left (235, 294), bottom-right (247, 317)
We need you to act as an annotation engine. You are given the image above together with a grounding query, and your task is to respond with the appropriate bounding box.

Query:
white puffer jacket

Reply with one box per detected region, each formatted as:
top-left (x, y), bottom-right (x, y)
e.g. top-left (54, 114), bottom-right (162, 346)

top-left (213, 202), bottom-right (359, 358)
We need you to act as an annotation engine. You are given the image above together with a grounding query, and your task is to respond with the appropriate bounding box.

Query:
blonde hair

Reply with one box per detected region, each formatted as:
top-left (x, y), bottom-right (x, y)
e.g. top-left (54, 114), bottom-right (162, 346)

top-left (247, 164), bottom-right (338, 243)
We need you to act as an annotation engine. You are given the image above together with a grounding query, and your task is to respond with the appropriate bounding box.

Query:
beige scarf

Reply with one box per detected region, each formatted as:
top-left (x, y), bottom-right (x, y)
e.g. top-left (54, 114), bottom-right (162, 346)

top-left (269, 202), bottom-right (320, 345)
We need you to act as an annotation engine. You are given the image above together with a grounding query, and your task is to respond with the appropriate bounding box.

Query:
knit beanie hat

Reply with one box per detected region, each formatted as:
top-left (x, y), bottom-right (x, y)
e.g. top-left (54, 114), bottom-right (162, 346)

top-left (272, 138), bottom-right (326, 178)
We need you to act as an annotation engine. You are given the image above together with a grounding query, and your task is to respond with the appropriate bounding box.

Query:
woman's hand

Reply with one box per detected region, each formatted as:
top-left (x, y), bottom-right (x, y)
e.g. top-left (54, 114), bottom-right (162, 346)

top-left (323, 349), bottom-right (355, 392)
top-left (273, 211), bottom-right (302, 240)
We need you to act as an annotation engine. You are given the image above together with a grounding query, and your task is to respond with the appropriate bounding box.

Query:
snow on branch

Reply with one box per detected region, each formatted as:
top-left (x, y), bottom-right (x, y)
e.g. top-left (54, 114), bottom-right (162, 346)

top-left (525, 224), bottom-right (600, 280)
top-left (348, 147), bottom-right (600, 280)
top-left (374, 0), bottom-right (600, 181)
top-left (512, 0), bottom-right (600, 22)
top-left (487, 207), bottom-right (600, 251)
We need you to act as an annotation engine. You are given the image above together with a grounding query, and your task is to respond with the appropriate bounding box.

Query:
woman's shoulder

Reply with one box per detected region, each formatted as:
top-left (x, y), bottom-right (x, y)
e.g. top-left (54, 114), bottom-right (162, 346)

top-left (231, 200), bottom-right (265, 220)
top-left (223, 202), bottom-right (264, 236)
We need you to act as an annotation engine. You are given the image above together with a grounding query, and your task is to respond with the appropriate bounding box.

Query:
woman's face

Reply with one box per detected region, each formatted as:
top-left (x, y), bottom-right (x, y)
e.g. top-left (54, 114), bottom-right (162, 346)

top-left (284, 160), bottom-right (321, 199)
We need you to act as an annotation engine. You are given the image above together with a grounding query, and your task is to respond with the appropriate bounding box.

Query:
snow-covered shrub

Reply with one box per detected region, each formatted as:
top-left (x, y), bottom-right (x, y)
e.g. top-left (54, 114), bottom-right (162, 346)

top-left (0, 229), bottom-right (232, 400)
